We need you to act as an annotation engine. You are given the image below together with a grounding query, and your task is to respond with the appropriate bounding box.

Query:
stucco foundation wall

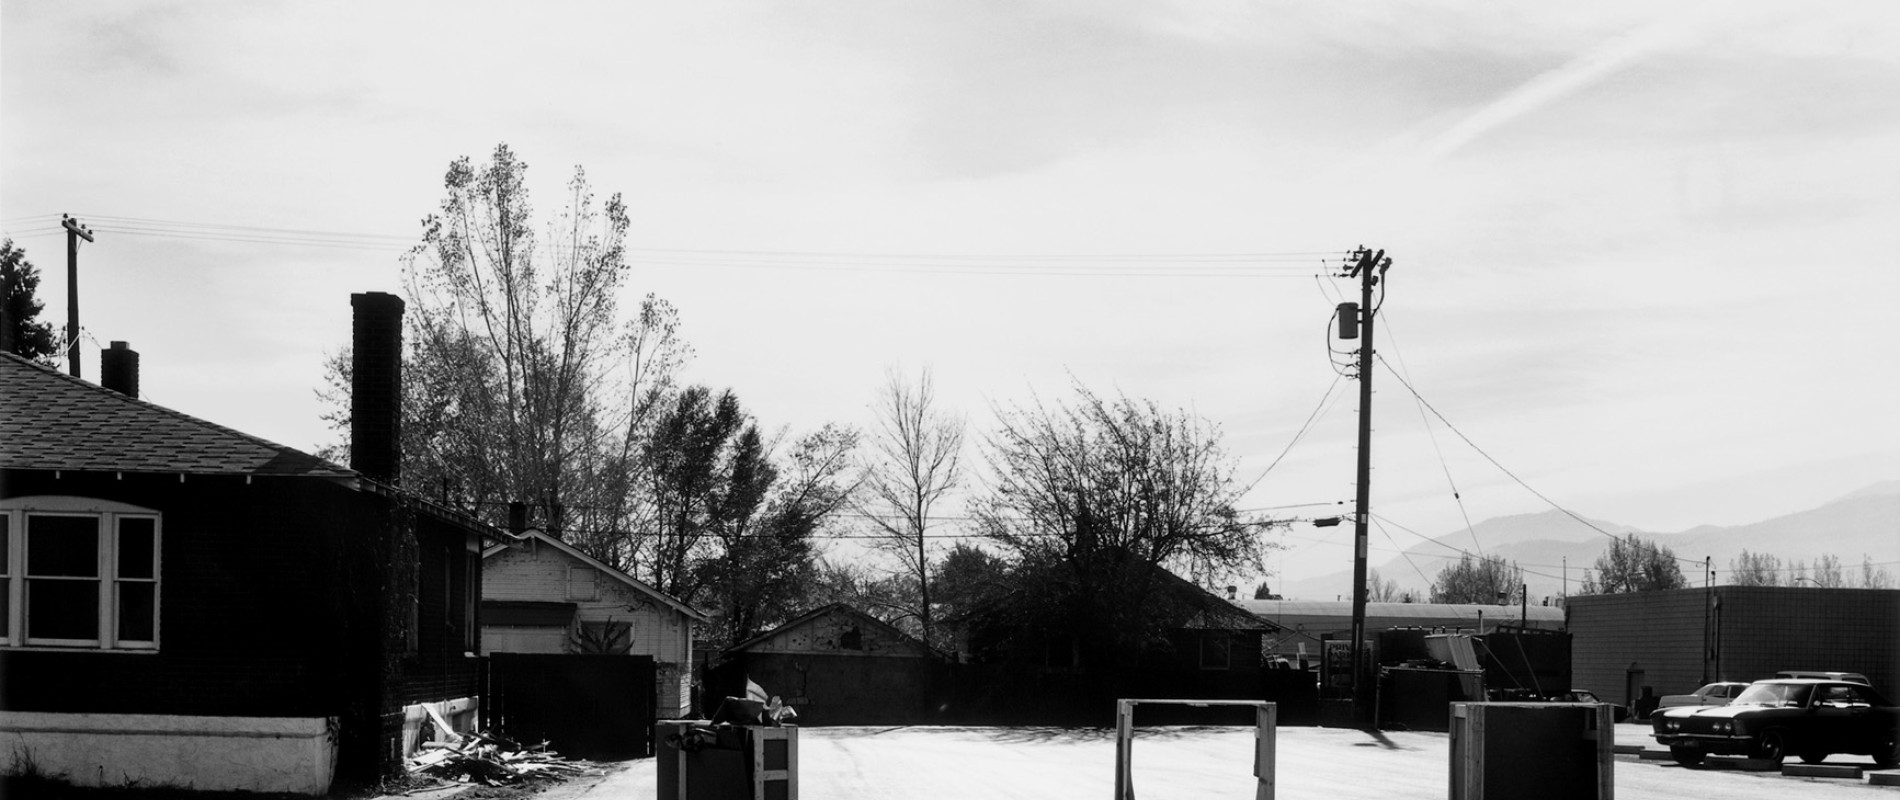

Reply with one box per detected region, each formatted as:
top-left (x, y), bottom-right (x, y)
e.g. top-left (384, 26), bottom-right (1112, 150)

top-left (0, 712), bottom-right (336, 795)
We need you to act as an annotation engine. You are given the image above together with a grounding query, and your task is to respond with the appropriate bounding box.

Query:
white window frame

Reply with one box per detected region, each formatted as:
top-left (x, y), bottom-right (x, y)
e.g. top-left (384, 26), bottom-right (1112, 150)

top-left (1, 496), bottom-right (161, 651)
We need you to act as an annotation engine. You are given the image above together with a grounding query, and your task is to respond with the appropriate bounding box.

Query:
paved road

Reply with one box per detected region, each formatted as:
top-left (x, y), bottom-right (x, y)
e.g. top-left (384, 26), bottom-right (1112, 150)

top-left (543, 723), bottom-right (1896, 799)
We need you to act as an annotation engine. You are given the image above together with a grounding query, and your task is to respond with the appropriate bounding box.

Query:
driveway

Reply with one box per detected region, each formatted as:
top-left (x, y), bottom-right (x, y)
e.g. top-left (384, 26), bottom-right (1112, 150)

top-left (540, 723), bottom-right (1895, 799)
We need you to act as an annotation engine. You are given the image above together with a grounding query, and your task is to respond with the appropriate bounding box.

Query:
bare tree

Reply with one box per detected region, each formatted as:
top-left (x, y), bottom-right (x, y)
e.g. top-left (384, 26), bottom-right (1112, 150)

top-left (855, 367), bottom-right (965, 647)
top-left (1367, 568), bottom-right (1405, 603)
top-left (1860, 556), bottom-right (1895, 589)
top-left (972, 382), bottom-right (1273, 672)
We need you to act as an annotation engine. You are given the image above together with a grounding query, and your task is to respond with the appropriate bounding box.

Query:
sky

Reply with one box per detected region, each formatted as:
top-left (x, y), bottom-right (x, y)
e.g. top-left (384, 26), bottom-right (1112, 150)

top-left (5, 1), bottom-right (1898, 599)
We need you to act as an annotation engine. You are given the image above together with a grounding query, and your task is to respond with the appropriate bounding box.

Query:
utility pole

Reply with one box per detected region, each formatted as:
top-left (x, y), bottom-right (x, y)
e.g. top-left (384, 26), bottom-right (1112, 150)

top-left (1339, 246), bottom-right (1390, 720)
top-left (62, 214), bottom-right (95, 378)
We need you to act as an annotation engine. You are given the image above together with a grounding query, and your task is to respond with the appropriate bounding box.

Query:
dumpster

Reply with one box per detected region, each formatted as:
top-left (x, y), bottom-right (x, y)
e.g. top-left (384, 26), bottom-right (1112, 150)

top-left (656, 720), bottom-right (798, 800)
top-left (1449, 702), bottom-right (1612, 800)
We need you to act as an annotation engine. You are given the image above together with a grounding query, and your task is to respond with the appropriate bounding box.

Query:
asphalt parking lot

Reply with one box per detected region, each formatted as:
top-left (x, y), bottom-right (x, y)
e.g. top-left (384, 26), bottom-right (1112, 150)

top-left (536, 722), bottom-right (1898, 799)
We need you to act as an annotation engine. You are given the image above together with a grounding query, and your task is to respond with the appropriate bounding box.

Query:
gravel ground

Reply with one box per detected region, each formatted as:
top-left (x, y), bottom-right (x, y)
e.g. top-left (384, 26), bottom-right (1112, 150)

top-left (534, 722), bottom-right (1896, 799)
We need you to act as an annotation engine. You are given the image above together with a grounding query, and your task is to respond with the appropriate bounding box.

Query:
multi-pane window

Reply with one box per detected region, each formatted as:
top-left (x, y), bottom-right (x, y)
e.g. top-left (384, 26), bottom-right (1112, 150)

top-left (1, 498), bottom-right (160, 651)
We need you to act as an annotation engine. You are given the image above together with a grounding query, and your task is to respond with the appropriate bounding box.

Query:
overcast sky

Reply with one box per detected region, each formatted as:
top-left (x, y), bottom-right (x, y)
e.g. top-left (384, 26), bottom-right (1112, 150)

top-left (5, 1), bottom-right (1897, 597)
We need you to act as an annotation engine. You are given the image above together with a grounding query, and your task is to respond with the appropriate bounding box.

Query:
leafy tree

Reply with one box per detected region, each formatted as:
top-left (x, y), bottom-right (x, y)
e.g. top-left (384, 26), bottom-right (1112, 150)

top-left (319, 144), bottom-right (687, 569)
top-left (930, 543), bottom-right (1010, 624)
top-left (1252, 580), bottom-right (1280, 600)
top-left (699, 424), bottom-right (859, 647)
top-left (1, 239), bottom-right (59, 362)
top-left (971, 383), bottom-right (1273, 673)
top-left (1429, 554), bottom-right (1523, 604)
top-left (1579, 534), bottom-right (1686, 594)
top-left (1728, 550), bottom-right (1783, 586)
top-left (855, 367), bottom-right (965, 648)
top-left (640, 386), bottom-right (768, 603)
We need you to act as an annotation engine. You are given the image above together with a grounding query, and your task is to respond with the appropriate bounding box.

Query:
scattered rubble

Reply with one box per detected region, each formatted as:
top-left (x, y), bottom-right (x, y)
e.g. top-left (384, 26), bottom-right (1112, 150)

top-left (403, 729), bottom-right (591, 790)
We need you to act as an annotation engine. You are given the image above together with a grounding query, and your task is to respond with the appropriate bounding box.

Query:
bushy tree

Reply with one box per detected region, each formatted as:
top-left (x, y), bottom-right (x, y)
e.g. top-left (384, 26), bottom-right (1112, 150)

top-left (1810, 553), bottom-right (1846, 588)
top-left (1579, 534), bottom-right (1685, 594)
top-left (1, 239), bottom-right (60, 362)
top-left (972, 383), bottom-right (1273, 673)
top-left (1429, 554), bottom-right (1522, 604)
top-left (699, 424), bottom-right (859, 646)
top-left (640, 386), bottom-right (770, 602)
top-left (930, 543), bottom-right (1010, 624)
top-left (1728, 550), bottom-right (1783, 586)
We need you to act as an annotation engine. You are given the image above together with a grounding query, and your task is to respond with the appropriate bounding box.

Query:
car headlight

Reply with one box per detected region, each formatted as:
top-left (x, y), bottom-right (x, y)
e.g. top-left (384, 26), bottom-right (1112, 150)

top-left (1666, 721), bottom-right (1680, 731)
top-left (1713, 721), bottom-right (1730, 733)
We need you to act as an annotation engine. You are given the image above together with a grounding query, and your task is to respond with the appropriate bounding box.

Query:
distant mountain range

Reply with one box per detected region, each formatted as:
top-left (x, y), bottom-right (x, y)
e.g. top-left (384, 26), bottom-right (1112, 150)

top-left (1279, 480), bottom-right (1900, 602)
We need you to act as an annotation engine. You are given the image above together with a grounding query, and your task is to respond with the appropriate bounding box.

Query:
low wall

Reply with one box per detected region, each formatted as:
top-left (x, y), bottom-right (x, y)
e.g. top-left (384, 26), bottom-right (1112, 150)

top-left (0, 712), bottom-right (336, 795)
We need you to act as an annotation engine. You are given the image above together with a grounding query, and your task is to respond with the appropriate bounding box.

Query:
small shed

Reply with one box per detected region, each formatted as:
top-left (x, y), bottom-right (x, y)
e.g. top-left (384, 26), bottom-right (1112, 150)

top-left (481, 529), bottom-right (707, 718)
top-left (713, 604), bottom-right (943, 725)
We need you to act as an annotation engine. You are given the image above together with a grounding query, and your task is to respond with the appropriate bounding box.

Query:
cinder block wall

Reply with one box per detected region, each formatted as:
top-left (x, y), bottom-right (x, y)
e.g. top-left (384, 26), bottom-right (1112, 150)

top-left (1568, 587), bottom-right (1900, 707)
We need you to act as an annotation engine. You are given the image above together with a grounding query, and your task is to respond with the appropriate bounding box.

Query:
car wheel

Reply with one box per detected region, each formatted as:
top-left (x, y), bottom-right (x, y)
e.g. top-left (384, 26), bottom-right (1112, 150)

top-left (1754, 729), bottom-right (1789, 765)
top-left (1876, 735), bottom-right (1899, 769)
top-left (1669, 746), bottom-right (1705, 767)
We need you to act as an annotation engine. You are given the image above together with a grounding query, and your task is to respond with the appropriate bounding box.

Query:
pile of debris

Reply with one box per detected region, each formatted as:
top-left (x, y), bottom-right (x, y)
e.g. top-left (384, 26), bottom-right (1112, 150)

top-left (406, 729), bottom-right (589, 788)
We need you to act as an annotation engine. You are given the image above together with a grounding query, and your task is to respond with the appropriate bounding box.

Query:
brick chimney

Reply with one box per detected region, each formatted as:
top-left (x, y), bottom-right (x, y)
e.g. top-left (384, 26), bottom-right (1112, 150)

top-left (350, 292), bottom-right (403, 486)
top-left (100, 341), bottom-right (139, 398)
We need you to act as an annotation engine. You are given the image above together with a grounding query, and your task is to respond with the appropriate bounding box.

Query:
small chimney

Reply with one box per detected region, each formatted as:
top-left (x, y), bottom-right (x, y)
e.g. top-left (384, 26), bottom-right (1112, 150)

top-left (100, 341), bottom-right (139, 398)
top-left (508, 502), bottom-right (528, 535)
top-left (350, 292), bottom-right (404, 486)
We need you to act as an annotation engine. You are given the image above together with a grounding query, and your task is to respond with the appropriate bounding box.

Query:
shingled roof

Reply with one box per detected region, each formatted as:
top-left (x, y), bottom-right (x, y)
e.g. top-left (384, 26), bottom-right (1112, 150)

top-left (0, 352), bottom-right (352, 478)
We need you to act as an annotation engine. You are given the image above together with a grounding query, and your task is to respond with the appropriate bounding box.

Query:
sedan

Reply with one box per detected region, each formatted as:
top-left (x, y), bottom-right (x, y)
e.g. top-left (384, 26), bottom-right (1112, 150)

top-left (1658, 682), bottom-right (1750, 709)
top-left (1652, 679), bottom-right (1900, 767)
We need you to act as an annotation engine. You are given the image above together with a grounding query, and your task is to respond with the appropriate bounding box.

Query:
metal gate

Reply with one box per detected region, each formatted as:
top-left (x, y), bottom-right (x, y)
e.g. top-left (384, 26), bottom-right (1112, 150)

top-left (487, 653), bottom-right (657, 759)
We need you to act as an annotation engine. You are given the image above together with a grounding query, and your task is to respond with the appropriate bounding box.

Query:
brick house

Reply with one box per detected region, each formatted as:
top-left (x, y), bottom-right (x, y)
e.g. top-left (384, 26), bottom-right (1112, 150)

top-left (0, 292), bottom-right (491, 794)
top-left (481, 527), bottom-right (707, 718)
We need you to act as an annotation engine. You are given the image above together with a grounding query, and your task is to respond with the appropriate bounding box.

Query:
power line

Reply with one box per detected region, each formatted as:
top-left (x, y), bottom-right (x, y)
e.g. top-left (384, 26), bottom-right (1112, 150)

top-left (1377, 313), bottom-right (1484, 556)
top-left (11, 211), bottom-right (1346, 277)
top-left (1373, 353), bottom-right (1702, 566)
top-left (1240, 371), bottom-right (1347, 496)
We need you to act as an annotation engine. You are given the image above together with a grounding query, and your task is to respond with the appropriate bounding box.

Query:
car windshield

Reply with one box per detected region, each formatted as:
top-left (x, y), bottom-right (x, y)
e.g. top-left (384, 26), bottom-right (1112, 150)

top-left (1733, 683), bottom-right (1812, 707)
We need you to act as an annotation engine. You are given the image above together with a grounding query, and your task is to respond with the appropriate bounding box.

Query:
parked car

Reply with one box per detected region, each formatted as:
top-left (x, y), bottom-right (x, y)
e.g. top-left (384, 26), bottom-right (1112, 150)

top-left (1652, 679), bottom-right (1900, 767)
top-left (1774, 670), bottom-right (1869, 685)
top-left (1658, 682), bottom-right (1751, 709)
top-left (1545, 689), bottom-right (1629, 723)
